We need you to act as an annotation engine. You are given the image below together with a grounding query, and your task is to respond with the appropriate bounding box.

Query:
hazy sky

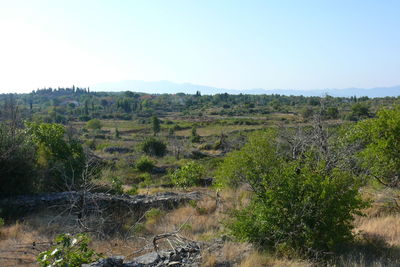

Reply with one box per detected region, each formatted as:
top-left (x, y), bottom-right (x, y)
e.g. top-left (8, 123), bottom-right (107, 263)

top-left (1, 0), bottom-right (399, 93)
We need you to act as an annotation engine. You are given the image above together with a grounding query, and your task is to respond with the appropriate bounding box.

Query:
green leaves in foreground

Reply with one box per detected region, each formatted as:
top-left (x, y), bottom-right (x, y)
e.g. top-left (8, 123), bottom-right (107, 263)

top-left (217, 131), bottom-right (368, 258)
top-left (37, 233), bottom-right (101, 267)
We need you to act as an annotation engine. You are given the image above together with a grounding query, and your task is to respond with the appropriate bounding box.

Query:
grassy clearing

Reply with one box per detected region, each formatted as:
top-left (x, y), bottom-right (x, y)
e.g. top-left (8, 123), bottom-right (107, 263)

top-left (175, 124), bottom-right (266, 137)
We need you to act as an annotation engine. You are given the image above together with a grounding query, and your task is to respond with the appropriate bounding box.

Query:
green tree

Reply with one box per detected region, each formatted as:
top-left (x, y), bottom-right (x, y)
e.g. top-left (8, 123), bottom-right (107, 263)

top-left (350, 105), bottom-right (400, 187)
top-left (27, 123), bottom-right (86, 191)
top-left (152, 116), bottom-right (161, 136)
top-left (171, 161), bottom-right (205, 188)
top-left (217, 131), bottom-right (367, 257)
top-left (190, 126), bottom-right (200, 143)
top-left (350, 103), bottom-right (370, 120)
top-left (140, 137), bottom-right (167, 157)
top-left (0, 123), bottom-right (37, 196)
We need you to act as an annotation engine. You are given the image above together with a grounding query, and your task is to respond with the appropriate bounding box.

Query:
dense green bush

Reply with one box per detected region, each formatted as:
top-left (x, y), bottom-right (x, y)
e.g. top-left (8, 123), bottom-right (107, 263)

top-left (0, 123), bottom-right (38, 197)
top-left (136, 156), bottom-right (155, 172)
top-left (349, 105), bottom-right (400, 188)
top-left (27, 122), bottom-right (86, 191)
top-left (140, 137), bottom-right (167, 157)
top-left (217, 131), bottom-right (367, 258)
top-left (171, 161), bottom-right (205, 188)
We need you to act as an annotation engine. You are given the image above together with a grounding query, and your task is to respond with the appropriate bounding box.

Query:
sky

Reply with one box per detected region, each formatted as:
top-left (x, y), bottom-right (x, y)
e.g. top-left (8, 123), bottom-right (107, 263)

top-left (0, 0), bottom-right (399, 93)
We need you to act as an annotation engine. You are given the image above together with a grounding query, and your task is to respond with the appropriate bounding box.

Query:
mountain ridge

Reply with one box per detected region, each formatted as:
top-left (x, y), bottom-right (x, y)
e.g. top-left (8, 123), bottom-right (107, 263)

top-left (91, 80), bottom-right (400, 97)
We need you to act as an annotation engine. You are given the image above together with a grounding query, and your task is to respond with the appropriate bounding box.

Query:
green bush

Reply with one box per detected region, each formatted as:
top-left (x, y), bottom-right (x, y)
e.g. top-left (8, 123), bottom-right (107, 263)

top-left (86, 119), bottom-right (103, 130)
top-left (217, 131), bottom-right (368, 258)
top-left (349, 105), bottom-right (400, 188)
top-left (27, 122), bottom-right (86, 191)
top-left (37, 233), bottom-right (100, 267)
top-left (171, 161), bottom-right (205, 188)
top-left (111, 177), bottom-right (123, 195)
top-left (140, 138), bottom-right (167, 157)
top-left (0, 123), bottom-right (38, 197)
top-left (190, 126), bottom-right (201, 143)
top-left (126, 185), bottom-right (138, 196)
top-left (136, 156), bottom-right (155, 172)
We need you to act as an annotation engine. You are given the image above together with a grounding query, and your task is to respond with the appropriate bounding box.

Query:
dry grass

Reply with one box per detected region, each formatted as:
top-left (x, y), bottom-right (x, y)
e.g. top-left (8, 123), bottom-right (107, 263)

top-left (0, 222), bottom-right (50, 267)
top-left (238, 251), bottom-right (271, 267)
top-left (2, 187), bottom-right (400, 267)
top-left (201, 251), bottom-right (218, 267)
top-left (220, 241), bottom-right (250, 263)
top-left (175, 124), bottom-right (265, 137)
top-left (356, 214), bottom-right (400, 246)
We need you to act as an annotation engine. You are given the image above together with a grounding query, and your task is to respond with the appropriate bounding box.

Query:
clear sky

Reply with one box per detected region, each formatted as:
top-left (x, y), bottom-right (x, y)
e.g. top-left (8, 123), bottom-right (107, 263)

top-left (0, 0), bottom-right (399, 93)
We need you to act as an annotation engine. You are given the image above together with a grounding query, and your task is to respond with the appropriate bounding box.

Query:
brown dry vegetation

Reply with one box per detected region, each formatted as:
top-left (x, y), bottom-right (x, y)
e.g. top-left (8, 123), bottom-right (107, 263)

top-left (1, 187), bottom-right (400, 266)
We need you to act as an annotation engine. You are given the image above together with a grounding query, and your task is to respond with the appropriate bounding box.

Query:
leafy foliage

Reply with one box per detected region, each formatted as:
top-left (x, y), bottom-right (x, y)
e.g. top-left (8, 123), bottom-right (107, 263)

top-left (0, 123), bottom-right (38, 196)
top-left (350, 105), bottom-right (400, 187)
top-left (86, 119), bottom-right (102, 130)
top-left (27, 122), bottom-right (86, 191)
top-left (37, 233), bottom-right (100, 267)
top-left (218, 132), bottom-right (367, 257)
top-left (190, 126), bottom-right (201, 143)
top-left (152, 116), bottom-right (161, 136)
top-left (171, 161), bottom-right (205, 188)
top-left (136, 156), bottom-right (155, 173)
top-left (140, 137), bottom-right (167, 157)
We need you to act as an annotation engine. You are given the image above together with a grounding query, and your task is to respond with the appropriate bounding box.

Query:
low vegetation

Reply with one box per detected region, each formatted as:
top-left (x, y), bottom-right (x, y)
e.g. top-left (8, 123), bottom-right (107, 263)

top-left (1, 90), bottom-right (400, 266)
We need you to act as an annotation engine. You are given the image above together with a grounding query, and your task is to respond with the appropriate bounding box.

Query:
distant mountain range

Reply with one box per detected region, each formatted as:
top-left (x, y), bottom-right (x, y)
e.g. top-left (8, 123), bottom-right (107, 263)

top-left (91, 80), bottom-right (400, 97)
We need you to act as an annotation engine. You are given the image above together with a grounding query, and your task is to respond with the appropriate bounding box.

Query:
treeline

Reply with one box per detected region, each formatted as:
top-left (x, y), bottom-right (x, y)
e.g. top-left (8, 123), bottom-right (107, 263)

top-left (0, 89), bottom-right (398, 124)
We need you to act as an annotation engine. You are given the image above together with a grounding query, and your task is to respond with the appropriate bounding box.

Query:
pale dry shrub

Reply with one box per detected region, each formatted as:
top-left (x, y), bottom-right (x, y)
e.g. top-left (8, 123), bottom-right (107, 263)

top-left (201, 251), bottom-right (217, 267)
top-left (271, 258), bottom-right (312, 267)
top-left (220, 241), bottom-right (250, 263)
top-left (238, 251), bottom-right (270, 267)
top-left (196, 197), bottom-right (217, 215)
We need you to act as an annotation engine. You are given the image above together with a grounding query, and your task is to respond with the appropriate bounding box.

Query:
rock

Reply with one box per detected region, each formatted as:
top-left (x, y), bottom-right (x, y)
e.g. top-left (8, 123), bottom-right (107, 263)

top-left (0, 191), bottom-right (201, 219)
top-left (89, 242), bottom-right (202, 267)
top-left (128, 252), bottom-right (160, 265)
top-left (82, 256), bottom-right (124, 267)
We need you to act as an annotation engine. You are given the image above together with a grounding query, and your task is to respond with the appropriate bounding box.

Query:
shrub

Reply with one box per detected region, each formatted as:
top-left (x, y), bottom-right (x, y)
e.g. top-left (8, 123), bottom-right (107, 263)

top-left (0, 123), bottom-right (38, 197)
top-left (217, 131), bottom-right (368, 258)
top-left (111, 177), bottom-right (123, 195)
top-left (136, 156), bottom-right (155, 172)
top-left (126, 185), bottom-right (138, 195)
top-left (171, 161), bottom-right (205, 188)
top-left (145, 208), bottom-right (164, 226)
top-left (138, 173), bottom-right (153, 188)
top-left (27, 122), bottom-right (86, 191)
top-left (140, 137), bottom-right (167, 157)
top-left (349, 105), bottom-right (400, 188)
top-left (190, 126), bottom-right (201, 143)
top-left (37, 233), bottom-right (100, 267)
top-left (86, 119), bottom-right (102, 130)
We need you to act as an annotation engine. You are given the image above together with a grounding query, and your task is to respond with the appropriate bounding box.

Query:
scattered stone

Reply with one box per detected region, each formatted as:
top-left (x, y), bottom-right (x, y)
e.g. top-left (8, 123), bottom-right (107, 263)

top-left (86, 242), bottom-right (202, 267)
top-left (0, 191), bottom-right (201, 218)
